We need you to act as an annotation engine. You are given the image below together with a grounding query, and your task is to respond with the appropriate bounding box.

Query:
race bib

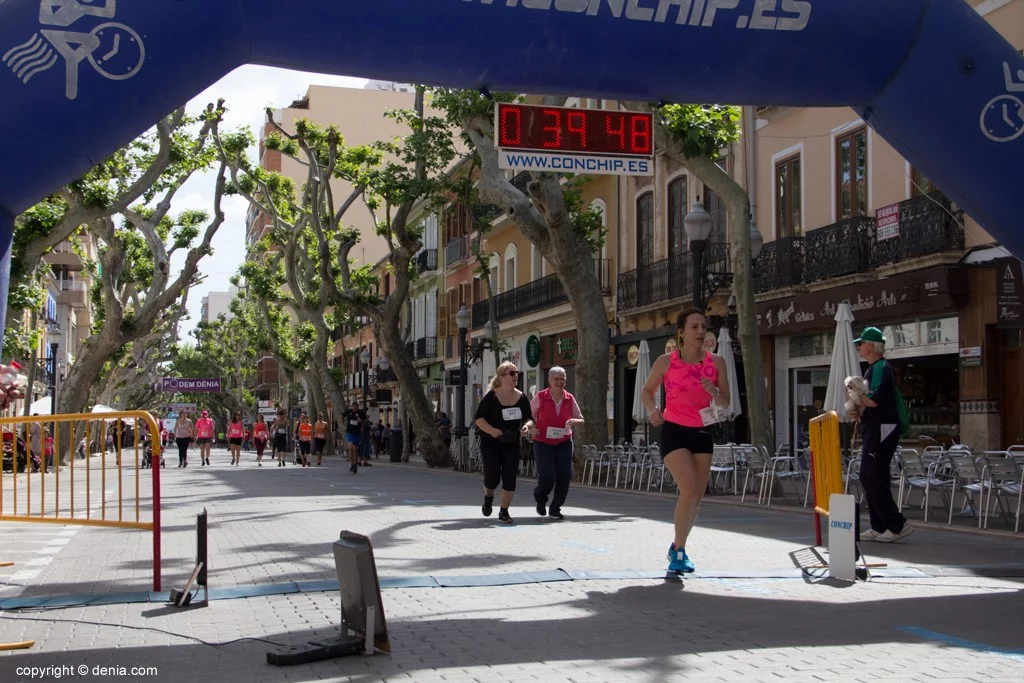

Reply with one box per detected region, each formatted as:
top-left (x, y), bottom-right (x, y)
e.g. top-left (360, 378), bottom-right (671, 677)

top-left (501, 407), bottom-right (523, 421)
top-left (349, 419), bottom-right (358, 426)
top-left (699, 406), bottom-right (721, 427)
top-left (545, 426), bottom-right (566, 439)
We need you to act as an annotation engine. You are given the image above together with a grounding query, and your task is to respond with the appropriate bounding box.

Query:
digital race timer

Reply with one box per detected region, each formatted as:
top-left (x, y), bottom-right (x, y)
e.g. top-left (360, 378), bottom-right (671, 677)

top-left (495, 103), bottom-right (653, 157)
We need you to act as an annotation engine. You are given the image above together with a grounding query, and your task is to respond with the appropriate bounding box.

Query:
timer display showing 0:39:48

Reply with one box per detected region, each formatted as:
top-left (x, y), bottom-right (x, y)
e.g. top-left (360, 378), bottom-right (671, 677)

top-left (496, 103), bottom-right (653, 157)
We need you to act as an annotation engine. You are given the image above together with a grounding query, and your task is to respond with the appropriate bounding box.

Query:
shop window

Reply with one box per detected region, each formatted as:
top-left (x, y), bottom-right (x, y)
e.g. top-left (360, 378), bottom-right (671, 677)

top-left (1002, 329), bottom-right (1021, 350)
top-left (923, 317), bottom-right (958, 345)
top-left (789, 333), bottom-right (830, 359)
top-left (882, 322), bottom-right (918, 348)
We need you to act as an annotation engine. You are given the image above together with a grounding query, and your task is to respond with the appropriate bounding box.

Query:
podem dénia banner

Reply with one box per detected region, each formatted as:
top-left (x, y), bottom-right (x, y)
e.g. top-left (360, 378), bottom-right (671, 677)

top-left (160, 377), bottom-right (221, 393)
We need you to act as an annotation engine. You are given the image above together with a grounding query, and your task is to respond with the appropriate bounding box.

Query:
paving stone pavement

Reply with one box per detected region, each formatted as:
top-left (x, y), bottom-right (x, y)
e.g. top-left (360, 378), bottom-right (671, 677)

top-left (1, 447), bottom-right (1022, 682)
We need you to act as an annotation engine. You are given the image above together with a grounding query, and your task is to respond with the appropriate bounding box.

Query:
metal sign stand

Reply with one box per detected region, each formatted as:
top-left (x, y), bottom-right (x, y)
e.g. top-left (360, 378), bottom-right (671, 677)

top-left (169, 509), bottom-right (209, 607)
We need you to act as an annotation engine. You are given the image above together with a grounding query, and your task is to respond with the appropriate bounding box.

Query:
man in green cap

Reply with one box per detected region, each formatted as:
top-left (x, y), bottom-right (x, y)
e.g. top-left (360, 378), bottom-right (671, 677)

top-left (850, 326), bottom-right (912, 543)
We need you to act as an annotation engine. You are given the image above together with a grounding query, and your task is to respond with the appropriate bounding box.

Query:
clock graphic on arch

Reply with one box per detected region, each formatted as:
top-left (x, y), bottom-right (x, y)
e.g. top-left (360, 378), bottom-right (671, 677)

top-left (980, 93), bottom-right (1024, 143)
top-left (86, 22), bottom-right (145, 80)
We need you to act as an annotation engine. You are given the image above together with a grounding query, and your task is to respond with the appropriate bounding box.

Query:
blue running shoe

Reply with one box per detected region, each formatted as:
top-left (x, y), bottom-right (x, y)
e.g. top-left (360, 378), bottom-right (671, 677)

top-left (667, 544), bottom-right (695, 573)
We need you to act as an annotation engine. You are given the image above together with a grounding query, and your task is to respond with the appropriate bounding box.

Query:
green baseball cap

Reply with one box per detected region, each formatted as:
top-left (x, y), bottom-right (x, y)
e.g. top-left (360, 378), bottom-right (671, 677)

top-left (853, 326), bottom-right (885, 344)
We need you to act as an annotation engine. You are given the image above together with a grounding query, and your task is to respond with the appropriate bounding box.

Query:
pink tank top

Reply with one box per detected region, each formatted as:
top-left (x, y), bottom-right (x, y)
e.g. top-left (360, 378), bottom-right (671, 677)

top-left (662, 351), bottom-right (718, 428)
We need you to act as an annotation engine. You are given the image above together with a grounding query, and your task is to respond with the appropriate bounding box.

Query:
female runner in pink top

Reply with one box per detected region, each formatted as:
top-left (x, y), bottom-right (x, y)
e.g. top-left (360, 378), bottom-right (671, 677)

top-left (641, 308), bottom-right (730, 576)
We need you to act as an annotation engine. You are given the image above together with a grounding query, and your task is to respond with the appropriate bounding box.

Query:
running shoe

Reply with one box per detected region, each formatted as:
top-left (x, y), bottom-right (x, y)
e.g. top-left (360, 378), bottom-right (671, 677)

top-left (498, 508), bottom-right (514, 525)
top-left (482, 495), bottom-right (494, 517)
top-left (667, 544), bottom-right (695, 573)
top-left (548, 509), bottom-right (564, 520)
top-left (536, 501), bottom-right (546, 516)
top-left (859, 528), bottom-right (882, 542)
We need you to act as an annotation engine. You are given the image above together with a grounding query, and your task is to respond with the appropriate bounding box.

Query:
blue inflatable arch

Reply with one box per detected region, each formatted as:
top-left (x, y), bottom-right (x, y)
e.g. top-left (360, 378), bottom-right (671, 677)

top-left (1, 0), bottom-right (1022, 348)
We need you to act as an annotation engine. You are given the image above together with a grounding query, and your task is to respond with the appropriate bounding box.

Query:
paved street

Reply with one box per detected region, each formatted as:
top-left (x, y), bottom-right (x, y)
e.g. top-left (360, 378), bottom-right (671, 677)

top-left (1, 446), bottom-right (1022, 682)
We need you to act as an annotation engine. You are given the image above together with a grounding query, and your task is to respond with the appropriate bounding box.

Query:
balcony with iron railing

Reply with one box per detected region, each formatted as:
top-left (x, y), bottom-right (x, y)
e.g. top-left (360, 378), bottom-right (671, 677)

top-left (616, 243), bottom-right (730, 313)
top-left (803, 216), bottom-right (874, 284)
top-left (869, 190), bottom-right (964, 268)
top-left (472, 259), bottom-right (612, 328)
top-left (754, 236), bottom-right (804, 294)
top-left (445, 237), bottom-right (468, 267)
top-left (415, 336), bottom-right (438, 360)
top-left (416, 248), bottom-right (437, 274)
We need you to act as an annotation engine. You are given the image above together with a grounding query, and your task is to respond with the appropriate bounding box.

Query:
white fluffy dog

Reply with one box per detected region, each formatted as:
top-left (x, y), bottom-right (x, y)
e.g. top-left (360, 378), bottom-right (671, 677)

top-left (844, 375), bottom-right (869, 416)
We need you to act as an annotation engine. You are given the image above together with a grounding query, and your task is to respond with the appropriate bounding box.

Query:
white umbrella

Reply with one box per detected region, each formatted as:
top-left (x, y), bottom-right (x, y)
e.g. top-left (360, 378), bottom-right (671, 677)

top-left (91, 404), bottom-right (116, 413)
top-left (631, 340), bottom-right (659, 443)
top-left (28, 396), bottom-right (54, 415)
top-left (822, 302), bottom-right (862, 422)
top-left (716, 327), bottom-right (742, 420)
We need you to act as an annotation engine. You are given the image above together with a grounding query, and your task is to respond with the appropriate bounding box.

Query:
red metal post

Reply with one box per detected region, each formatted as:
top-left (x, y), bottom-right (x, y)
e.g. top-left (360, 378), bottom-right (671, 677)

top-left (152, 440), bottom-right (161, 592)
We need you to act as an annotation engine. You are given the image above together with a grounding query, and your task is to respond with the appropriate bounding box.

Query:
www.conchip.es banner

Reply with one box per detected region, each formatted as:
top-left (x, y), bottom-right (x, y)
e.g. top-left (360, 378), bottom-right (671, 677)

top-left (160, 377), bottom-right (221, 393)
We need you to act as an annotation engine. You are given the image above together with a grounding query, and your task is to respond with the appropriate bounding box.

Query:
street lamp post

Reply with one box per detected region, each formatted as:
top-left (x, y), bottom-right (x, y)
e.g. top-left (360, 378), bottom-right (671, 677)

top-left (684, 200), bottom-right (713, 311)
top-left (360, 348), bottom-right (371, 411)
top-left (455, 305), bottom-right (471, 437)
top-left (684, 200), bottom-right (763, 312)
top-left (46, 319), bottom-right (61, 419)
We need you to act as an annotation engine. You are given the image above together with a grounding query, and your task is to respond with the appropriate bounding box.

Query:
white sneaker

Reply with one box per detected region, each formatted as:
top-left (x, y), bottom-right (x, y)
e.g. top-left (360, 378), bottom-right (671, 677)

top-left (859, 528), bottom-right (882, 542)
top-left (878, 526), bottom-right (914, 543)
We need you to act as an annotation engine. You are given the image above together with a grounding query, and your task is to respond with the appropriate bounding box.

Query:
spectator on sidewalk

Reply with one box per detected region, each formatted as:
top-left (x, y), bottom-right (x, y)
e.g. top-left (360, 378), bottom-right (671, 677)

top-left (850, 326), bottom-right (913, 543)
top-left (529, 366), bottom-right (583, 521)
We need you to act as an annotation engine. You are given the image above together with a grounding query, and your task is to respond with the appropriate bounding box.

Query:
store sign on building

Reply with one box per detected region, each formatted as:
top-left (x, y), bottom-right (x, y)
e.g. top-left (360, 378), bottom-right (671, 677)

top-left (875, 203), bottom-right (900, 241)
top-left (526, 335), bottom-right (541, 367)
top-left (959, 346), bottom-right (983, 368)
top-left (756, 266), bottom-right (967, 335)
top-left (543, 330), bottom-right (580, 366)
top-left (995, 257), bottom-right (1024, 329)
top-left (627, 345), bottom-right (640, 366)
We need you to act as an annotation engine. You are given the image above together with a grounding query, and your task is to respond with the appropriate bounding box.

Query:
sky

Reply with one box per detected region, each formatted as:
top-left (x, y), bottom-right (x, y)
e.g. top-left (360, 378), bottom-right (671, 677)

top-left (168, 65), bottom-right (369, 343)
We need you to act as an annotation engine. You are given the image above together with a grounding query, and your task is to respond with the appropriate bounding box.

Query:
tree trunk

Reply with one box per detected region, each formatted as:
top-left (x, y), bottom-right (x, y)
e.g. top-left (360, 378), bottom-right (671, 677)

top-left (691, 164), bottom-right (773, 451)
top-left (551, 239), bottom-right (609, 452)
top-left (58, 330), bottom-right (119, 417)
top-left (307, 325), bottom-right (345, 453)
top-left (376, 318), bottom-right (448, 467)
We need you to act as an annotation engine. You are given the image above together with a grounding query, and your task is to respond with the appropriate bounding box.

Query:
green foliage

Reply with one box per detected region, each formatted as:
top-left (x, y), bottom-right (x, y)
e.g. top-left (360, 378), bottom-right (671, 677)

top-left (3, 326), bottom-right (37, 361)
top-left (428, 89), bottom-right (520, 150)
top-left (657, 104), bottom-right (741, 160)
top-left (562, 176), bottom-right (607, 251)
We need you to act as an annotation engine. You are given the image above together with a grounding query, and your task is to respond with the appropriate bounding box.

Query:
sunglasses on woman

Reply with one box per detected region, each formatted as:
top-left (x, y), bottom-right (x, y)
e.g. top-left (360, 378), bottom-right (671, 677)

top-left (505, 370), bottom-right (519, 376)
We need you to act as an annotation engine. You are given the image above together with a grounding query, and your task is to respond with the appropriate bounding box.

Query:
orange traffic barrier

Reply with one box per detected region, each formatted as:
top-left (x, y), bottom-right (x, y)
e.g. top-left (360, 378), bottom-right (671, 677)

top-left (0, 411), bottom-right (162, 590)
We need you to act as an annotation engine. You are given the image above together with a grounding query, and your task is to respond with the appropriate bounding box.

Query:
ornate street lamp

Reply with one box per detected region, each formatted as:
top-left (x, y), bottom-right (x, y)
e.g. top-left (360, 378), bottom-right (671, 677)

top-left (359, 347), bottom-right (371, 410)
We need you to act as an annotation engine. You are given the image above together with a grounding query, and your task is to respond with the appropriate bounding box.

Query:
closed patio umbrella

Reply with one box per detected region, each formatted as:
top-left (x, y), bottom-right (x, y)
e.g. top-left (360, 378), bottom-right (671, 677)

top-left (716, 327), bottom-right (742, 421)
top-left (822, 302), bottom-right (862, 422)
top-left (631, 340), bottom-right (659, 443)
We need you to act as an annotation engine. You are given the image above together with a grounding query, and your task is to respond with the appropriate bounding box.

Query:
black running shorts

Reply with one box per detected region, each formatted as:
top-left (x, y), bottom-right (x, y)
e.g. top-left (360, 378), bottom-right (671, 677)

top-left (660, 421), bottom-right (714, 456)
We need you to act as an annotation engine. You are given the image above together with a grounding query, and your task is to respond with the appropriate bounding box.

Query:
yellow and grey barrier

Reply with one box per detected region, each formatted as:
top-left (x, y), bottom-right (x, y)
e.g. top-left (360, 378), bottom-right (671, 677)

top-left (808, 411), bottom-right (844, 546)
top-left (0, 410), bottom-right (163, 590)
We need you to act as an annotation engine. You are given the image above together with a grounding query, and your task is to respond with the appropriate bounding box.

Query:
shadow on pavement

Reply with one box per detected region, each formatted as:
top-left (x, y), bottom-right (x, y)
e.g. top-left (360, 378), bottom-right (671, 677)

top-left (1, 583), bottom-right (1022, 680)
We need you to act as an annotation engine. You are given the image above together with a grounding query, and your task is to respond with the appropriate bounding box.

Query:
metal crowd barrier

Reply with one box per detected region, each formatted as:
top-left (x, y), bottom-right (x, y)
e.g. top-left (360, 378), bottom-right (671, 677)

top-left (0, 410), bottom-right (162, 590)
